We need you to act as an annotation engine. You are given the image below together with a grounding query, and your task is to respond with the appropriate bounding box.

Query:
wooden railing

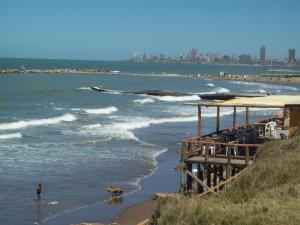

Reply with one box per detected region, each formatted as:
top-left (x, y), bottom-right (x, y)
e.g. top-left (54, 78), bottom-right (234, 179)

top-left (181, 138), bottom-right (261, 166)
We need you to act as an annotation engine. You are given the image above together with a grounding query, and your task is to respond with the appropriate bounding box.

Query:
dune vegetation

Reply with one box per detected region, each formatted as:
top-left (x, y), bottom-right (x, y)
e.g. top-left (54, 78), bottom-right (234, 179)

top-left (152, 133), bottom-right (300, 225)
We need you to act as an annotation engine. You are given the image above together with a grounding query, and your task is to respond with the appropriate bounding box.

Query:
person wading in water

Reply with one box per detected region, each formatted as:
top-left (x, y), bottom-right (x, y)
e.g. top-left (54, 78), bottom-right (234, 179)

top-left (36, 183), bottom-right (42, 201)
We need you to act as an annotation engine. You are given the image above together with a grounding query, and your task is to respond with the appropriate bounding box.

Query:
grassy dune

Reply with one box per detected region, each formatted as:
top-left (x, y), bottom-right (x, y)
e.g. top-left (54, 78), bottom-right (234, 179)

top-left (152, 133), bottom-right (300, 225)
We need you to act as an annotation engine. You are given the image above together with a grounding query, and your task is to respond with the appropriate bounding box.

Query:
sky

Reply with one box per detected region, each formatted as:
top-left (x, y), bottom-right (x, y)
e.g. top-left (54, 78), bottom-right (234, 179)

top-left (0, 0), bottom-right (300, 60)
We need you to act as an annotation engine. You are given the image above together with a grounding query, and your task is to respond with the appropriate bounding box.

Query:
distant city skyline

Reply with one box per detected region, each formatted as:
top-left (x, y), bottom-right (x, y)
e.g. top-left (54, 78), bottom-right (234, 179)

top-left (132, 46), bottom-right (297, 61)
top-left (1, 0), bottom-right (300, 60)
top-left (131, 46), bottom-right (298, 66)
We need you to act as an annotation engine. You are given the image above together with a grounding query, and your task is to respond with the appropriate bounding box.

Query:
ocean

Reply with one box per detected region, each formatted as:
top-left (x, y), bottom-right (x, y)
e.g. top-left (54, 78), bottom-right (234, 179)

top-left (0, 58), bottom-right (299, 225)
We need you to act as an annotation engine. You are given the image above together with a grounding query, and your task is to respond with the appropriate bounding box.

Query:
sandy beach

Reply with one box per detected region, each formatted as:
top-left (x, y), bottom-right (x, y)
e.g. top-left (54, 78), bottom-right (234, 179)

top-left (113, 200), bottom-right (156, 225)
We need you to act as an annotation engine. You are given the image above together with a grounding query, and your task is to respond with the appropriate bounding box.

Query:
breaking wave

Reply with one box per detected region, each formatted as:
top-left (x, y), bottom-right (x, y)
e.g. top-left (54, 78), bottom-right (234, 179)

top-left (83, 106), bottom-right (118, 114)
top-left (230, 81), bottom-right (298, 91)
top-left (72, 106), bottom-right (118, 115)
top-left (133, 98), bottom-right (155, 104)
top-left (214, 87), bottom-right (230, 93)
top-left (194, 87), bottom-right (231, 96)
top-left (153, 95), bottom-right (200, 102)
top-left (206, 83), bottom-right (215, 87)
top-left (0, 133), bottom-right (22, 140)
top-left (78, 87), bottom-right (90, 90)
top-left (0, 114), bottom-right (77, 131)
top-left (82, 124), bottom-right (102, 129)
top-left (79, 106), bottom-right (255, 141)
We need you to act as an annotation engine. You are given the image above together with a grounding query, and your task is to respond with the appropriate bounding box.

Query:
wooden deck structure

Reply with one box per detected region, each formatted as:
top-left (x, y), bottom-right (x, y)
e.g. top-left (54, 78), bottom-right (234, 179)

top-left (180, 95), bottom-right (300, 195)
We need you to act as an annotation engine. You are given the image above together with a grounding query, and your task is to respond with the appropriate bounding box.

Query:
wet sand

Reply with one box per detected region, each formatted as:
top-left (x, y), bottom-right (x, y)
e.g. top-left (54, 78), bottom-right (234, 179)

top-left (113, 200), bottom-right (156, 225)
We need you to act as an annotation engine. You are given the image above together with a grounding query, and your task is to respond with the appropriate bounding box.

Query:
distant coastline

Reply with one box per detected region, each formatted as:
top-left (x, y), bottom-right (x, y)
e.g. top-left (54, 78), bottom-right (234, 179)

top-left (0, 68), bottom-right (109, 74)
top-left (1, 67), bottom-right (300, 85)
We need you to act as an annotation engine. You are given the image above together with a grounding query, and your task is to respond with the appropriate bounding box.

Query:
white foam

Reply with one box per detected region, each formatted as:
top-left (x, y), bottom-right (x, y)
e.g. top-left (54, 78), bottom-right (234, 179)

top-left (82, 124), bottom-right (102, 129)
top-left (80, 123), bottom-right (139, 141)
top-left (80, 108), bottom-right (240, 141)
top-left (79, 105), bottom-right (277, 142)
top-left (105, 90), bottom-right (123, 95)
top-left (258, 89), bottom-right (266, 93)
top-left (79, 116), bottom-right (199, 141)
top-left (78, 87), bottom-right (90, 90)
top-left (215, 87), bottom-right (230, 93)
top-left (48, 201), bottom-right (59, 205)
top-left (230, 81), bottom-right (298, 91)
top-left (206, 83), bottom-right (215, 87)
top-left (230, 81), bottom-right (255, 86)
top-left (53, 107), bottom-right (65, 111)
top-left (83, 107), bottom-right (118, 115)
top-left (0, 114), bottom-right (77, 131)
top-left (247, 89), bottom-right (267, 93)
top-left (133, 98), bottom-right (155, 104)
top-left (195, 87), bottom-right (231, 96)
top-left (153, 95), bottom-right (200, 102)
top-left (71, 106), bottom-right (118, 115)
top-left (0, 133), bottom-right (22, 140)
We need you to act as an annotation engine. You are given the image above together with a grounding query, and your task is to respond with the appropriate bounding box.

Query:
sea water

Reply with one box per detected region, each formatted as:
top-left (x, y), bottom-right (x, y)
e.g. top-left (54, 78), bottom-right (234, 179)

top-left (0, 60), bottom-right (299, 225)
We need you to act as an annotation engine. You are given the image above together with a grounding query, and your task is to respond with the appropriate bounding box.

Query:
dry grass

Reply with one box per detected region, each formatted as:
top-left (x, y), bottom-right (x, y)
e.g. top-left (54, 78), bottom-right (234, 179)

top-left (152, 133), bottom-right (300, 225)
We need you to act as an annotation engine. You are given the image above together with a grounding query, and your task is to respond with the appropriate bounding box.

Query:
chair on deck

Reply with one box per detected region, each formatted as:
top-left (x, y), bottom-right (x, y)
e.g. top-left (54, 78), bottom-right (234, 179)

top-left (265, 121), bottom-right (277, 138)
top-left (225, 141), bottom-right (238, 156)
top-left (201, 137), bottom-right (220, 156)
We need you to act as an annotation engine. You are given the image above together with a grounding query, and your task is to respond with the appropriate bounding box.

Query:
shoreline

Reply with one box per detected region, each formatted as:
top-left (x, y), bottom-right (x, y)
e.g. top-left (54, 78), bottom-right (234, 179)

top-left (42, 136), bottom-right (180, 225)
top-left (1, 69), bottom-right (300, 86)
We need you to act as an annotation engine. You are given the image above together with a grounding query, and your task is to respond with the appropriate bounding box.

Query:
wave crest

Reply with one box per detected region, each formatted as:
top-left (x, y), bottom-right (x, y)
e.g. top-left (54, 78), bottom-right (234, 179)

top-left (0, 133), bottom-right (22, 140)
top-left (133, 98), bottom-right (155, 104)
top-left (0, 113), bottom-right (77, 131)
top-left (206, 83), bottom-right (215, 87)
top-left (82, 107), bottom-right (118, 115)
top-left (154, 95), bottom-right (200, 102)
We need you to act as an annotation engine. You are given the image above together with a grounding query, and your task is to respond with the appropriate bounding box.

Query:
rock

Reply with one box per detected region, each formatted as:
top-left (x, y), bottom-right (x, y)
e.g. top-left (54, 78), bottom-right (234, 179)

top-left (132, 90), bottom-right (187, 96)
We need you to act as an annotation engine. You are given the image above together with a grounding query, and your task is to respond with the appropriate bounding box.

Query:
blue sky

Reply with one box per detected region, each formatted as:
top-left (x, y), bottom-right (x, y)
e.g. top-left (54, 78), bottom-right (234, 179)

top-left (0, 0), bottom-right (299, 60)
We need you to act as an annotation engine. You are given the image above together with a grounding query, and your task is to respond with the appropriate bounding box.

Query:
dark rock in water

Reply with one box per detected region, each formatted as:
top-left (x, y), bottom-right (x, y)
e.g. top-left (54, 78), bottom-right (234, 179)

top-left (133, 90), bottom-right (188, 96)
top-left (90, 87), bottom-right (109, 92)
top-left (199, 92), bottom-right (269, 100)
top-left (199, 93), bottom-right (235, 100)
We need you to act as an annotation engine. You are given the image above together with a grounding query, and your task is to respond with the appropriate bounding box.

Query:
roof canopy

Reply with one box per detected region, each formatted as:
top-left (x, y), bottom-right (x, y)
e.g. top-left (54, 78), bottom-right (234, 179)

top-left (187, 95), bottom-right (300, 108)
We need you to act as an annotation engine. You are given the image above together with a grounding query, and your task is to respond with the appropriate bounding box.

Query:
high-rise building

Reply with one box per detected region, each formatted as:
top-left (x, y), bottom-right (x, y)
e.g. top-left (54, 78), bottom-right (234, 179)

top-left (288, 48), bottom-right (296, 63)
top-left (239, 54), bottom-right (253, 64)
top-left (260, 46), bottom-right (266, 65)
top-left (189, 48), bottom-right (198, 61)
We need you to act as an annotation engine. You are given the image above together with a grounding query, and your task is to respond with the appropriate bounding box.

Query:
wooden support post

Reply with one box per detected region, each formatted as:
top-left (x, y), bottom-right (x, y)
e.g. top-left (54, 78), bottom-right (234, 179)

top-left (207, 165), bottom-right (211, 188)
top-left (198, 106), bottom-right (202, 139)
top-left (226, 147), bottom-right (232, 180)
top-left (216, 106), bottom-right (220, 132)
top-left (233, 106), bottom-right (237, 130)
top-left (231, 167), bottom-right (236, 177)
top-left (187, 141), bottom-right (191, 156)
top-left (197, 164), bottom-right (204, 193)
top-left (219, 165), bottom-right (224, 190)
top-left (246, 107), bottom-right (250, 126)
top-left (245, 146), bottom-right (250, 166)
top-left (205, 143), bottom-right (209, 161)
top-left (180, 143), bottom-right (185, 194)
top-left (219, 165), bottom-right (224, 180)
top-left (213, 165), bottom-right (218, 187)
top-left (186, 163), bottom-right (193, 191)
